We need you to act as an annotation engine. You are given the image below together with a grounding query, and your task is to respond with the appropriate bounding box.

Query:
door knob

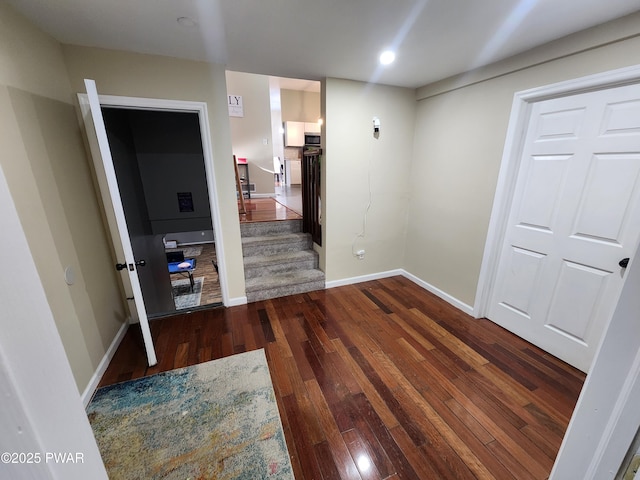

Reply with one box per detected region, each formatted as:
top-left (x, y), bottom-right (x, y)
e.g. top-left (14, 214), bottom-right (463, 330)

top-left (135, 259), bottom-right (146, 267)
top-left (115, 262), bottom-right (127, 271)
top-left (619, 258), bottom-right (630, 268)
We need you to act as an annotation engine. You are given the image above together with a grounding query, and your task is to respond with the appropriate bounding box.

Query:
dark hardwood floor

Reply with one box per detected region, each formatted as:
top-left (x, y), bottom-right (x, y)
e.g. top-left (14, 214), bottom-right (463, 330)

top-left (98, 276), bottom-right (585, 480)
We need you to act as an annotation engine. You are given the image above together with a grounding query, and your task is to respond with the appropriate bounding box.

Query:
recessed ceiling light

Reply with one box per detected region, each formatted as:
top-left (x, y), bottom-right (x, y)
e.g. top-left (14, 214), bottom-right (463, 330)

top-left (177, 16), bottom-right (197, 28)
top-left (379, 50), bottom-right (396, 66)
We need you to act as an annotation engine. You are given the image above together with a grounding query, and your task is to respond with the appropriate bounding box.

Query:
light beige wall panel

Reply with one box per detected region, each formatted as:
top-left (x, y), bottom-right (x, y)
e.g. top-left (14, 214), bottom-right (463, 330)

top-left (324, 78), bottom-right (415, 282)
top-left (281, 89), bottom-right (320, 122)
top-left (0, 2), bottom-right (127, 391)
top-left (63, 45), bottom-right (245, 300)
top-left (4, 89), bottom-right (125, 385)
top-left (407, 25), bottom-right (640, 307)
top-left (407, 83), bottom-right (510, 306)
top-left (0, 2), bottom-right (72, 102)
top-left (226, 71), bottom-right (275, 195)
top-left (302, 91), bottom-right (321, 122)
top-left (0, 88), bottom-right (95, 388)
top-left (417, 11), bottom-right (640, 100)
top-left (281, 89), bottom-right (304, 121)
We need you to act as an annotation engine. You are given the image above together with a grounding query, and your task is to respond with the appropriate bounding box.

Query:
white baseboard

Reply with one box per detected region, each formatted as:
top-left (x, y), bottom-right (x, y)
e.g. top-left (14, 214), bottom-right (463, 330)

top-left (401, 270), bottom-right (474, 316)
top-left (81, 320), bottom-right (129, 407)
top-left (325, 269), bottom-right (474, 317)
top-left (227, 295), bottom-right (248, 307)
top-left (325, 269), bottom-right (404, 289)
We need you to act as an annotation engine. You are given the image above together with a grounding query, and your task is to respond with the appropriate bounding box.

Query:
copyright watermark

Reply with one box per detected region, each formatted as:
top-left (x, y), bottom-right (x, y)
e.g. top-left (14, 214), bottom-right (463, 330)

top-left (1, 452), bottom-right (84, 464)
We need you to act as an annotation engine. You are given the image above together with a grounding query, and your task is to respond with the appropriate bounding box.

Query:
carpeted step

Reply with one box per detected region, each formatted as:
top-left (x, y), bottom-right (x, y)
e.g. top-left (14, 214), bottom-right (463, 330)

top-left (240, 219), bottom-right (324, 303)
top-left (245, 269), bottom-right (325, 302)
top-left (243, 250), bottom-right (318, 279)
top-left (240, 219), bottom-right (302, 237)
top-left (241, 232), bottom-right (311, 257)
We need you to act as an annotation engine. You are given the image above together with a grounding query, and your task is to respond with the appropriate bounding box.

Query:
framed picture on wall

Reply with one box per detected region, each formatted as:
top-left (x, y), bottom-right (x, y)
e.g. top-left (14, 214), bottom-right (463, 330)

top-left (177, 192), bottom-right (194, 212)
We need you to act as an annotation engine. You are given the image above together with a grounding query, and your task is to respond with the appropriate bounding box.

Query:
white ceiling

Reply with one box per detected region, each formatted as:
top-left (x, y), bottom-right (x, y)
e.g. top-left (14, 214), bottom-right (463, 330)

top-left (7, 0), bottom-right (640, 89)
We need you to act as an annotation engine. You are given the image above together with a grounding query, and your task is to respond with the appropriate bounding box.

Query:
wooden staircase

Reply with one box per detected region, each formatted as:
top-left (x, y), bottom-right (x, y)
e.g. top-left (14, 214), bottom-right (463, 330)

top-left (240, 219), bottom-right (325, 302)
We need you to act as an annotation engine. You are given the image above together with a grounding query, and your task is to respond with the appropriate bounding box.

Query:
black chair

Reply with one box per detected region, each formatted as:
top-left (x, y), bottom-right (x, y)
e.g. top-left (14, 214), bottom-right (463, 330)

top-left (166, 251), bottom-right (185, 263)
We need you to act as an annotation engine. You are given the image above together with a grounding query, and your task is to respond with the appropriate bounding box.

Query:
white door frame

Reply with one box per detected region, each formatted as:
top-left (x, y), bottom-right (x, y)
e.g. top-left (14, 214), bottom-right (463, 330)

top-left (472, 63), bottom-right (640, 478)
top-left (78, 93), bottom-right (231, 307)
top-left (474, 63), bottom-right (640, 319)
top-left (551, 245), bottom-right (640, 479)
top-left (0, 162), bottom-right (108, 479)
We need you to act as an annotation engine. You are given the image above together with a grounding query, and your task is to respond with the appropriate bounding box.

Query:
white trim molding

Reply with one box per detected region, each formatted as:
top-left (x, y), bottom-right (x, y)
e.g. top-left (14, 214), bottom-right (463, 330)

top-left (325, 269), bottom-right (403, 289)
top-left (473, 64), bottom-right (640, 319)
top-left (465, 64), bottom-right (640, 480)
top-left (326, 269), bottom-right (474, 317)
top-left (77, 92), bottom-right (231, 307)
top-left (226, 295), bottom-right (248, 307)
top-left (402, 271), bottom-right (474, 316)
top-left (81, 320), bottom-right (129, 407)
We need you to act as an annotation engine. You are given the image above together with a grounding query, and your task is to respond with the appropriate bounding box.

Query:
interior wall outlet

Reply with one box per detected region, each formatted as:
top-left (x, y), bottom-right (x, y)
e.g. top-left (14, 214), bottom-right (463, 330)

top-left (356, 249), bottom-right (365, 260)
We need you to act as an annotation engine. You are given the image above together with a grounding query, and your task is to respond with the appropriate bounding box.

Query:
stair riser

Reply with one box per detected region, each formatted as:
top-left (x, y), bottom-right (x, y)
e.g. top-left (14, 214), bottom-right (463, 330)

top-left (242, 239), bottom-right (311, 257)
top-left (240, 220), bottom-right (302, 237)
top-left (244, 258), bottom-right (318, 279)
top-left (246, 280), bottom-right (325, 303)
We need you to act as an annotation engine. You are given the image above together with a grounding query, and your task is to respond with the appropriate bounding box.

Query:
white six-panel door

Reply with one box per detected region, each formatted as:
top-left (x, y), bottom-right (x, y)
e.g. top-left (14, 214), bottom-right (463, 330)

top-left (487, 83), bottom-right (640, 372)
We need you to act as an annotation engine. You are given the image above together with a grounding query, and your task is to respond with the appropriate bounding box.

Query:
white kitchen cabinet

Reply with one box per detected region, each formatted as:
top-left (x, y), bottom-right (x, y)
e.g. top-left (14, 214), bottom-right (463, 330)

top-left (284, 121), bottom-right (304, 147)
top-left (304, 122), bottom-right (321, 134)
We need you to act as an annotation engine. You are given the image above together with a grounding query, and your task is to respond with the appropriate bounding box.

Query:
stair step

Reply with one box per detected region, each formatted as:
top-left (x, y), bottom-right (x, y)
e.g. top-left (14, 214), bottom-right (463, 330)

top-left (241, 232), bottom-right (311, 257)
top-left (240, 220), bottom-right (324, 303)
top-left (240, 219), bottom-right (302, 237)
top-left (245, 269), bottom-right (325, 302)
top-left (244, 250), bottom-right (318, 279)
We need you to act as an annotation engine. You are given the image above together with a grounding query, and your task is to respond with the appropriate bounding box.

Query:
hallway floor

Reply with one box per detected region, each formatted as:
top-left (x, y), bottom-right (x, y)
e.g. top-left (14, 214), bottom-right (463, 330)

top-left (239, 196), bottom-right (302, 223)
top-left (99, 276), bottom-right (585, 479)
top-left (274, 184), bottom-right (302, 215)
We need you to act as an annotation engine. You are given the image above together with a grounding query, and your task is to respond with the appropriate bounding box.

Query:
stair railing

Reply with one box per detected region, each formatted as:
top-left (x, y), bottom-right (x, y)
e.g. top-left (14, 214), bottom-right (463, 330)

top-left (302, 148), bottom-right (322, 245)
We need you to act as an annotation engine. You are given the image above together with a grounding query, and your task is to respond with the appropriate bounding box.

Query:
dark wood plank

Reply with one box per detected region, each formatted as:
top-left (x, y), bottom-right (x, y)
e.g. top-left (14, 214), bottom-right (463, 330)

top-left (96, 275), bottom-right (585, 479)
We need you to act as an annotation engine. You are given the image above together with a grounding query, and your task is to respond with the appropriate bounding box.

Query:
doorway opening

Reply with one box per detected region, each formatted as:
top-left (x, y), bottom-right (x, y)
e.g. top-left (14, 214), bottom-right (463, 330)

top-left (101, 108), bottom-right (223, 318)
top-left (226, 72), bottom-right (321, 225)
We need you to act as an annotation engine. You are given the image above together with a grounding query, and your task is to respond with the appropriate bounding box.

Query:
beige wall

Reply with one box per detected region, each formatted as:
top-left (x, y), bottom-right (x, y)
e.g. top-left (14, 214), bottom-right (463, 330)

top-left (5, 0), bottom-right (640, 393)
top-left (281, 89), bottom-right (321, 122)
top-left (226, 71), bottom-right (275, 195)
top-left (406, 13), bottom-right (640, 307)
top-left (324, 78), bottom-right (415, 281)
top-left (0, 3), bottom-right (127, 391)
top-left (62, 45), bottom-right (245, 304)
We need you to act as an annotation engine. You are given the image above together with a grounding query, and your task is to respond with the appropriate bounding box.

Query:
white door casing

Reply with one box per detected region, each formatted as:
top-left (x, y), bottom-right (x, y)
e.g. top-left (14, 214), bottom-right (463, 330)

top-left (83, 79), bottom-right (158, 366)
top-left (78, 81), bottom-right (231, 363)
top-left (476, 65), bottom-right (640, 373)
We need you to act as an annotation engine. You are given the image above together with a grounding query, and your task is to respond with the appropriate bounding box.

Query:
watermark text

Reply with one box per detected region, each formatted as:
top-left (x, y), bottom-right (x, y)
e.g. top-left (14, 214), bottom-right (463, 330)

top-left (1, 452), bottom-right (85, 464)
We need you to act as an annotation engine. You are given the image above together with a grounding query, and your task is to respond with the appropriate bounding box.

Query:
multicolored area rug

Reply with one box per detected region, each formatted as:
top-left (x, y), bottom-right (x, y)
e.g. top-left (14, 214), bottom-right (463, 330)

top-left (87, 349), bottom-right (294, 479)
